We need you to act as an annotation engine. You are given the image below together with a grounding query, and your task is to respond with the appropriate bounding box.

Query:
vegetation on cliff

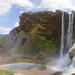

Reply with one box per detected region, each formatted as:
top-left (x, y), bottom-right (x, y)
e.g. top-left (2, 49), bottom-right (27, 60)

top-left (11, 24), bottom-right (60, 56)
top-left (0, 11), bottom-right (68, 57)
top-left (0, 39), bottom-right (4, 45)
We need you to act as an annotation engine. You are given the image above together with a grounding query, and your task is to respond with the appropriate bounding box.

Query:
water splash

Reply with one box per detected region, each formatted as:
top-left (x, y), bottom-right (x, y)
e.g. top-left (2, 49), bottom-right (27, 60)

top-left (60, 12), bottom-right (73, 57)
top-left (62, 44), bottom-right (75, 75)
top-left (48, 12), bottom-right (74, 73)
top-left (58, 13), bottom-right (73, 68)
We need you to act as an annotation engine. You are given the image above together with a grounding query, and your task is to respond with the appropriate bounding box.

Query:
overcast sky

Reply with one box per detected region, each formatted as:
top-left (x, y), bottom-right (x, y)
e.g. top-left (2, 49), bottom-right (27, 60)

top-left (0, 0), bottom-right (74, 34)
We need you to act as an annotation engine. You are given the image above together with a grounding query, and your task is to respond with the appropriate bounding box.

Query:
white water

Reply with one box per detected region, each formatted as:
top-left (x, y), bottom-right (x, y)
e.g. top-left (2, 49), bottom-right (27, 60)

top-left (59, 13), bottom-right (73, 66)
top-left (60, 13), bottom-right (73, 58)
top-left (66, 13), bottom-right (73, 50)
top-left (62, 44), bottom-right (75, 75)
top-left (60, 13), bottom-right (73, 57)
top-left (62, 13), bottom-right (74, 75)
top-left (60, 12), bottom-right (64, 57)
top-left (48, 12), bottom-right (74, 75)
top-left (59, 13), bottom-right (74, 68)
top-left (56, 13), bottom-right (73, 69)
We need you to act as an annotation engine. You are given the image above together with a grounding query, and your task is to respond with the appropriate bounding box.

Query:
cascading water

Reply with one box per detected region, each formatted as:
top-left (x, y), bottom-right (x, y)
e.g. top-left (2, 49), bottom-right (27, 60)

top-left (48, 12), bottom-right (74, 75)
top-left (66, 13), bottom-right (73, 51)
top-left (61, 13), bottom-right (74, 68)
top-left (60, 12), bottom-right (64, 57)
top-left (62, 44), bottom-right (75, 75)
top-left (60, 12), bottom-right (73, 57)
top-left (60, 13), bottom-right (74, 68)
top-left (56, 12), bottom-right (73, 69)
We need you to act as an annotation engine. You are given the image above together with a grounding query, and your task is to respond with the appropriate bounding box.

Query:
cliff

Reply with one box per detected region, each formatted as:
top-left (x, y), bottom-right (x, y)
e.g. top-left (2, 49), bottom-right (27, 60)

top-left (19, 11), bottom-right (62, 39)
top-left (0, 11), bottom-right (71, 57)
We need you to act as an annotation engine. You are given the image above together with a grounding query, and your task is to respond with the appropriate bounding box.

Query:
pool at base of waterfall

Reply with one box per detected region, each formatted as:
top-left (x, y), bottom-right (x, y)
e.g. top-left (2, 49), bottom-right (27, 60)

top-left (47, 57), bottom-right (75, 75)
top-left (47, 61), bottom-right (75, 75)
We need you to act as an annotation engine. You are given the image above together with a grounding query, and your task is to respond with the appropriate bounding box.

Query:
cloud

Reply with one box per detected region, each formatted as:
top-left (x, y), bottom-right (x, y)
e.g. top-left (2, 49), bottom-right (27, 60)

top-left (0, 0), bottom-right (34, 16)
top-left (0, 2), bottom-right (11, 16)
top-left (20, 10), bottom-right (25, 14)
top-left (14, 0), bottom-right (34, 10)
top-left (0, 0), bottom-right (75, 16)
top-left (39, 0), bottom-right (75, 11)
top-left (14, 21), bottom-right (19, 27)
top-left (0, 26), bottom-right (11, 34)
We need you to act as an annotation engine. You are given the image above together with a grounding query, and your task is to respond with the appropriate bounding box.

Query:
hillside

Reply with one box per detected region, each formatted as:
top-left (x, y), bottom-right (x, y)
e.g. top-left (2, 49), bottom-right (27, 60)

top-left (0, 34), bottom-right (7, 45)
top-left (0, 10), bottom-right (74, 57)
top-left (0, 34), bottom-right (6, 40)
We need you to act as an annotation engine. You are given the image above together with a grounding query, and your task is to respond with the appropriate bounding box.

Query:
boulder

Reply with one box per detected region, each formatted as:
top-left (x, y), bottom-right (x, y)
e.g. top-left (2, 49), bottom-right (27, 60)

top-left (69, 44), bottom-right (75, 58)
top-left (51, 71), bottom-right (62, 75)
top-left (71, 74), bottom-right (75, 75)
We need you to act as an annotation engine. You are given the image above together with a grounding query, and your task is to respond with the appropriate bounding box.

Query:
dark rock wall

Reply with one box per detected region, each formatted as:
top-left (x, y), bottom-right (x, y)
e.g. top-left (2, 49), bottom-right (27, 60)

top-left (19, 11), bottom-right (62, 39)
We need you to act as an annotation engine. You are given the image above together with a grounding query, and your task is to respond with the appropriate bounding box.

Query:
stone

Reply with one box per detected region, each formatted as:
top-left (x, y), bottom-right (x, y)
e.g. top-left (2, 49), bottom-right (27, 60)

top-left (69, 44), bottom-right (75, 58)
top-left (71, 73), bottom-right (75, 75)
top-left (51, 71), bottom-right (62, 75)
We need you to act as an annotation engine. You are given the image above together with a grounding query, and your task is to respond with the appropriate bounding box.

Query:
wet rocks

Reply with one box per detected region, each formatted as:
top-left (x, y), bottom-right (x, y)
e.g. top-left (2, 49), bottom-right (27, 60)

top-left (69, 44), bottom-right (75, 58)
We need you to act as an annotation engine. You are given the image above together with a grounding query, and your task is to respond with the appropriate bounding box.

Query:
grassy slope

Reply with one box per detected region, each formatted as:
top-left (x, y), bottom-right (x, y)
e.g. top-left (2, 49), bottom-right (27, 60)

top-left (0, 39), bottom-right (4, 45)
top-left (14, 31), bottom-right (59, 56)
top-left (0, 70), bottom-right (14, 75)
top-left (7, 24), bottom-right (60, 57)
top-left (30, 35), bottom-right (57, 55)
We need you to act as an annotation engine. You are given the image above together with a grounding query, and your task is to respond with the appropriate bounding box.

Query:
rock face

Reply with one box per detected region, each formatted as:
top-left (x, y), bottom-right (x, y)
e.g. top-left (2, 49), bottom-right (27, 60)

top-left (51, 71), bottom-right (62, 75)
top-left (3, 27), bottom-right (20, 49)
top-left (19, 11), bottom-right (71, 55)
top-left (69, 44), bottom-right (75, 58)
top-left (0, 11), bottom-right (72, 56)
top-left (71, 74), bottom-right (75, 75)
top-left (0, 34), bottom-right (6, 40)
top-left (19, 11), bottom-right (62, 39)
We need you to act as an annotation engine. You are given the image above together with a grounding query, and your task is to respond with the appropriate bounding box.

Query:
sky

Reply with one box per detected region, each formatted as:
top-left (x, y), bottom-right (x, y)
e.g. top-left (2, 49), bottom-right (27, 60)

top-left (0, 0), bottom-right (75, 34)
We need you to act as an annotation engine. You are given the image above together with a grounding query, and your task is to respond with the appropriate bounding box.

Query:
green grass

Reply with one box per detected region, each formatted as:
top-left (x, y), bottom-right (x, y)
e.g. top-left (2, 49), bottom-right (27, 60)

top-left (31, 35), bottom-right (58, 54)
top-left (0, 39), bottom-right (4, 44)
top-left (19, 34), bottom-right (58, 55)
top-left (12, 30), bottom-right (59, 56)
top-left (0, 70), bottom-right (14, 75)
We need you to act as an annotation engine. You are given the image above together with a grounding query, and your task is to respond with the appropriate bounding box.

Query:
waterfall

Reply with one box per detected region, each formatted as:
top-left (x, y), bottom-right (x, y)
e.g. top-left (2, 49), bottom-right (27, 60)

top-left (66, 13), bottom-right (73, 51)
top-left (57, 12), bottom-right (74, 68)
top-left (60, 12), bottom-right (64, 57)
top-left (47, 12), bottom-right (74, 74)
top-left (59, 13), bottom-right (74, 68)
top-left (62, 44), bottom-right (75, 75)
top-left (60, 13), bottom-right (73, 57)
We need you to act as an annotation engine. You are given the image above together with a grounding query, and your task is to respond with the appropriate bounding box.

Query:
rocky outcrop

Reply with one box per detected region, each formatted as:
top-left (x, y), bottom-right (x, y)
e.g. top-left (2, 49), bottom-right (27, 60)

top-left (19, 11), bottom-right (62, 39)
top-left (51, 71), bottom-right (62, 75)
top-left (2, 27), bottom-right (20, 49)
top-left (69, 44), bottom-right (75, 58)
top-left (0, 11), bottom-right (71, 56)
